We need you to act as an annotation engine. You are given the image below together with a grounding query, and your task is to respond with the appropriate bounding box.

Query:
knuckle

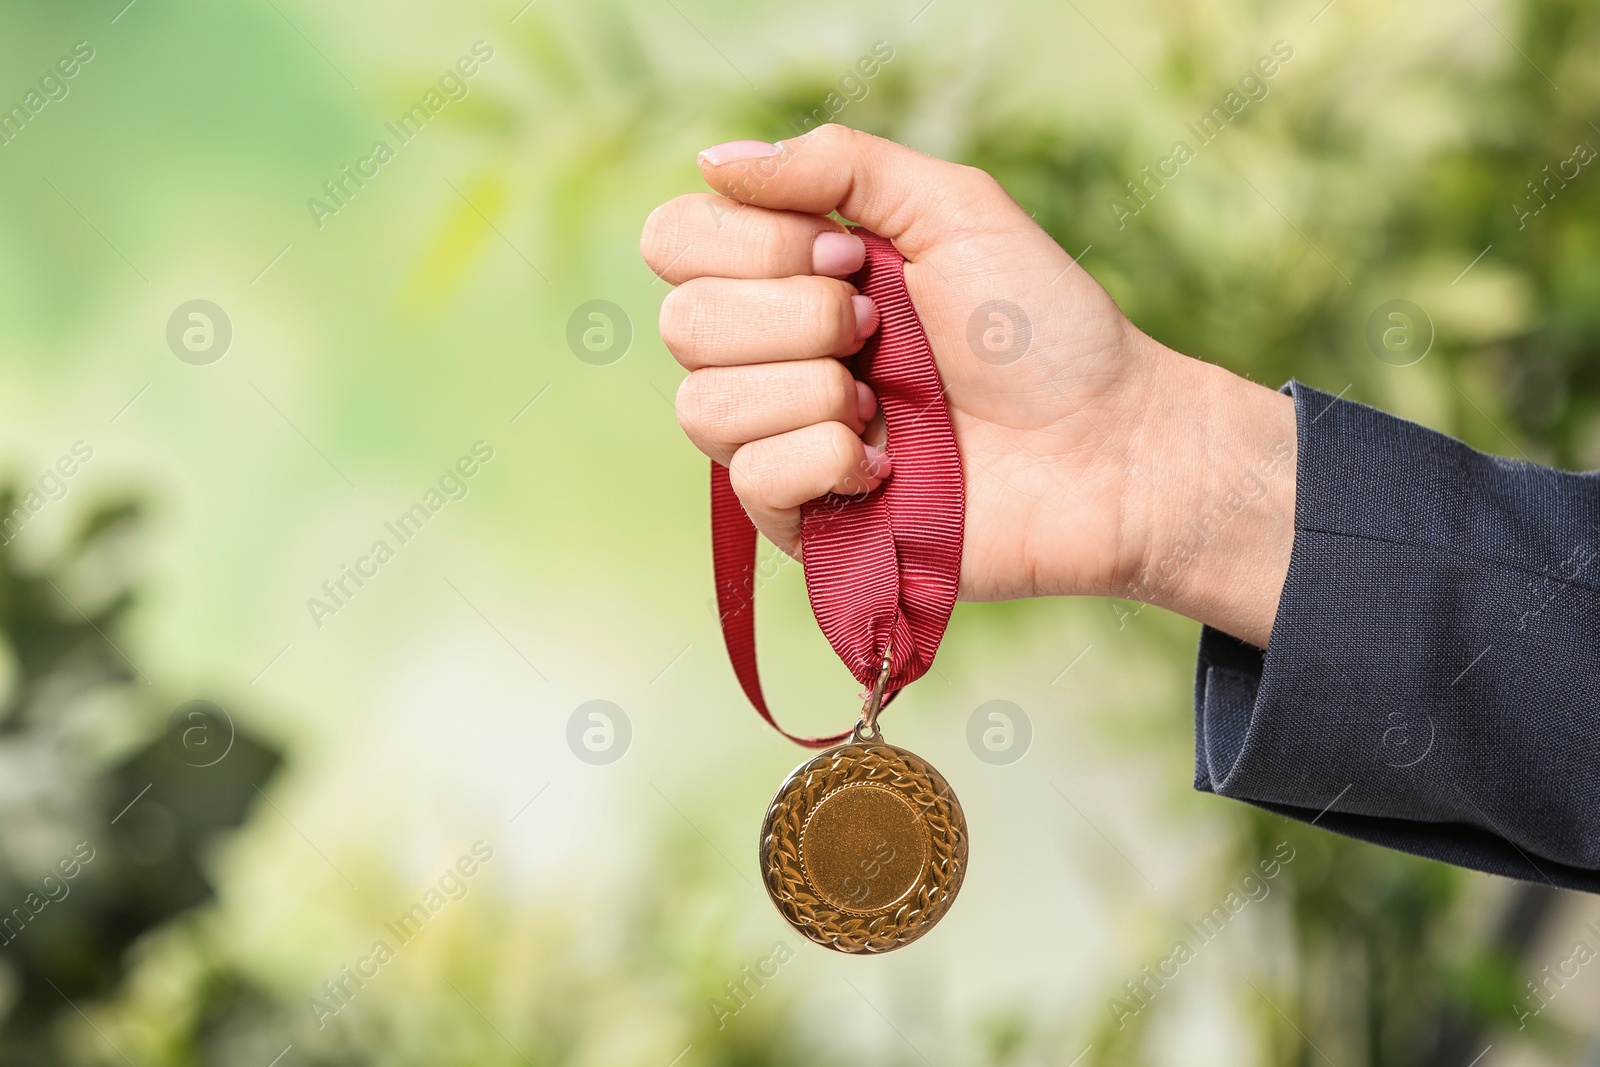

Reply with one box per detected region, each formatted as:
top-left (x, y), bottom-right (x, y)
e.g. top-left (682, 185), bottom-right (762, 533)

top-left (640, 195), bottom-right (695, 272)
top-left (793, 282), bottom-right (837, 352)
top-left (657, 285), bottom-right (696, 362)
top-left (639, 206), bottom-right (668, 267)
top-left (639, 207), bottom-right (662, 264)
top-left (808, 123), bottom-right (856, 151)
top-left (728, 445), bottom-right (778, 504)
top-left (937, 166), bottom-right (1006, 236)
top-left (950, 163), bottom-right (1002, 197)
top-left (673, 373), bottom-right (705, 436)
top-left (792, 278), bottom-right (851, 353)
top-left (819, 421), bottom-right (860, 476)
top-left (811, 359), bottom-right (856, 418)
top-left (675, 371), bottom-right (735, 442)
top-left (659, 280), bottom-right (723, 367)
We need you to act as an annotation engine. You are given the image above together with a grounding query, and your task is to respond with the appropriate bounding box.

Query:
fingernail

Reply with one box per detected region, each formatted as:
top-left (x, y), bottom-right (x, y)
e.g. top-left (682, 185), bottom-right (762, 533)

top-left (851, 295), bottom-right (879, 341)
top-left (813, 232), bottom-right (866, 276)
top-left (855, 380), bottom-right (877, 423)
top-left (697, 140), bottom-right (780, 166)
top-left (862, 445), bottom-right (892, 480)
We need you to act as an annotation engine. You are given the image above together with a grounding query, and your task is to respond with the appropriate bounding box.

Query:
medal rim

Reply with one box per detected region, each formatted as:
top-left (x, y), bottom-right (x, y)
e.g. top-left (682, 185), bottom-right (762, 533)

top-left (758, 739), bottom-right (968, 954)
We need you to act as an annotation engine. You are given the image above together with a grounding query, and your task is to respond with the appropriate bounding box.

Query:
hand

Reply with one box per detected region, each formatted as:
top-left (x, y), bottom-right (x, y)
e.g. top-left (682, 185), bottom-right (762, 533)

top-left (640, 124), bottom-right (1296, 647)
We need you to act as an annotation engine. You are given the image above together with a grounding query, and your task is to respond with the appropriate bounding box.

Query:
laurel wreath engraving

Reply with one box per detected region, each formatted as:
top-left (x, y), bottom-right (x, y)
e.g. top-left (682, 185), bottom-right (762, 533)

top-left (759, 741), bottom-right (968, 954)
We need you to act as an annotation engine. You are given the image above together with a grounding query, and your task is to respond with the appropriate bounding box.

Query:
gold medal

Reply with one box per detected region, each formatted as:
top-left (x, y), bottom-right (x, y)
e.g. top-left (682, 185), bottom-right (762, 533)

top-left (758, 646), bottom-right (968, 953)
top-left (707, 232), bottom-right (972, 954)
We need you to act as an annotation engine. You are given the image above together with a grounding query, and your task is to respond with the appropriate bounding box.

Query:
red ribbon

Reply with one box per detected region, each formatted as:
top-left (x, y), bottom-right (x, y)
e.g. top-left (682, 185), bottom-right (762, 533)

top-left (711, 229), bottom-right (965, 747)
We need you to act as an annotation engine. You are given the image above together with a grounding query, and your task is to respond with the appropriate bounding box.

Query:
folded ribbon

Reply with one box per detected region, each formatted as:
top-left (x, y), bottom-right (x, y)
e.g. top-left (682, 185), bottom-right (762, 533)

top-left (710, 228), bottom-right (965, 747)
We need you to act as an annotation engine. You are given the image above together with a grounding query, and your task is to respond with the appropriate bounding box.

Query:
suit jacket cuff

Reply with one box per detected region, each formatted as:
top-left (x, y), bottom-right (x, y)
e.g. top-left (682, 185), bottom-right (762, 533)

top-left (1194, 381), bottom-right (1600, 893)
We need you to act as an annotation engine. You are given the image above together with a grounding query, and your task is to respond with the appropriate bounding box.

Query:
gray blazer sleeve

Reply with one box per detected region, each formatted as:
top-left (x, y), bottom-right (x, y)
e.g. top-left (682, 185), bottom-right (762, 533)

top-left (1194, 382), bottom-right (1600, 892)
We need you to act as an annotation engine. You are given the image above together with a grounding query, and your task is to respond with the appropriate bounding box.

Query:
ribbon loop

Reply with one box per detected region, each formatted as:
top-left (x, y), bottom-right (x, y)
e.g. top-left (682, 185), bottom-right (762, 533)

top-left (711, 230), bottom-right (964, 747)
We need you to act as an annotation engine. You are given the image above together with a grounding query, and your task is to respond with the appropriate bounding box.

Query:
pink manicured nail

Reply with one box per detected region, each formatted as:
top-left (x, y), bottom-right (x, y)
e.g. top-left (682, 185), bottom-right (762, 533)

top-left (851, 295), bottom-right (879, 341)
top-left (697, 140), bottom-right (780, 166)
top-left (813, 232), bottom-right (866, 276)
top-left (855, 381), bottom-right (877, 423)
top-left (862, 445), bottom-right (892, 480)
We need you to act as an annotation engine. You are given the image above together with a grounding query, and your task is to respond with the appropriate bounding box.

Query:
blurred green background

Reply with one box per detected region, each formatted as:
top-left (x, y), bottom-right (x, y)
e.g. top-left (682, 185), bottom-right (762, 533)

top-left (1, 0), bottom-right (1598, 1063)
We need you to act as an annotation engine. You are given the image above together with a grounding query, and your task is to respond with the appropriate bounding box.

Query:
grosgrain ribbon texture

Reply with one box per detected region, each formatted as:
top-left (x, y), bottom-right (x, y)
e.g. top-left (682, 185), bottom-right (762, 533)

top-left (710, 228), bottom-right (965, 747)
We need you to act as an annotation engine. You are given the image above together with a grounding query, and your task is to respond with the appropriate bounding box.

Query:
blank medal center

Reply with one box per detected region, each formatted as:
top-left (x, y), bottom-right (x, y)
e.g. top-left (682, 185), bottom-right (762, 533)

top-left (801, 784), bottom-right (930, 914)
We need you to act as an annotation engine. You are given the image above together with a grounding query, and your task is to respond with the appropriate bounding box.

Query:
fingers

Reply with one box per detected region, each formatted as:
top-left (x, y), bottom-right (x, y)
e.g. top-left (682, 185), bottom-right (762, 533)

top-left (641, 125), bottom-right (968, 555)
top-left (728, 422), bottom-right (892, 552)
top-left (696, 124), bottom-right (1010, 260)
top-left (641, 194), bottom-right (866, 284)
top-left (660, 276), bottom-right (877, 370)
top-left (677, 360), bottom-right (878, 466)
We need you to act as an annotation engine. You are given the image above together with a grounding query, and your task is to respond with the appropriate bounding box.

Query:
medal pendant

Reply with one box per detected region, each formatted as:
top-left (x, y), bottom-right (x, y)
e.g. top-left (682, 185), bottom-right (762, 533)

top-left (757, 647), bottom-right (968, 954)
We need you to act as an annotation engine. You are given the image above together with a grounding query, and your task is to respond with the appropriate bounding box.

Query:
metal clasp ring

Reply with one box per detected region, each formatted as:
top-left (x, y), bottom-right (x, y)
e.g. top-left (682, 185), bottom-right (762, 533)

top-left (852, 641), bottom-right (893, 743)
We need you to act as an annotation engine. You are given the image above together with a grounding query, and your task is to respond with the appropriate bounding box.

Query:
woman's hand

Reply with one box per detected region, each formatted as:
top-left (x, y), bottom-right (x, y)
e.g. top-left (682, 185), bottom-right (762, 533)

top-left (640, 124), bottom-right (1296, 647)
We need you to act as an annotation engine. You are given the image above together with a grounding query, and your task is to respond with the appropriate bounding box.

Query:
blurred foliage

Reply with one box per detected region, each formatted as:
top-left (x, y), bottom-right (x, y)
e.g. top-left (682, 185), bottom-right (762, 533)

top-left (0, 490), bottom-right (282, 1065)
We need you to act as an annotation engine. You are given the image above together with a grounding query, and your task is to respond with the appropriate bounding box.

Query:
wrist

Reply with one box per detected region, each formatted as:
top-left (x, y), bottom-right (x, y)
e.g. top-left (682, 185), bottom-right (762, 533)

top-left (1119, 334), bottom-right (1298, 648)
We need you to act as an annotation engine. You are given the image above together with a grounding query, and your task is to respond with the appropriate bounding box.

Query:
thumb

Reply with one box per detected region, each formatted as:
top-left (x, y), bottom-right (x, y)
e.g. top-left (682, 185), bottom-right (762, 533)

top-left (696, 124), bottom-right (1006, 261)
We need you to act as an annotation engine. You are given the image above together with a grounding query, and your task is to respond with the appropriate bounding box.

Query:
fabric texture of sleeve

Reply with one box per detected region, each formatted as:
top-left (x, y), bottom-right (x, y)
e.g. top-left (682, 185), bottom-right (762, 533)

top-left (1194, 381), bottom-right (1600, 893)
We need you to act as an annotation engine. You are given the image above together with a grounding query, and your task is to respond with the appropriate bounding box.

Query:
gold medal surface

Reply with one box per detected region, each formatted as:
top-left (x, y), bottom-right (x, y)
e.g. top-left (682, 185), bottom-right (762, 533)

top-left (759, 732), bottom-right (968, 954)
